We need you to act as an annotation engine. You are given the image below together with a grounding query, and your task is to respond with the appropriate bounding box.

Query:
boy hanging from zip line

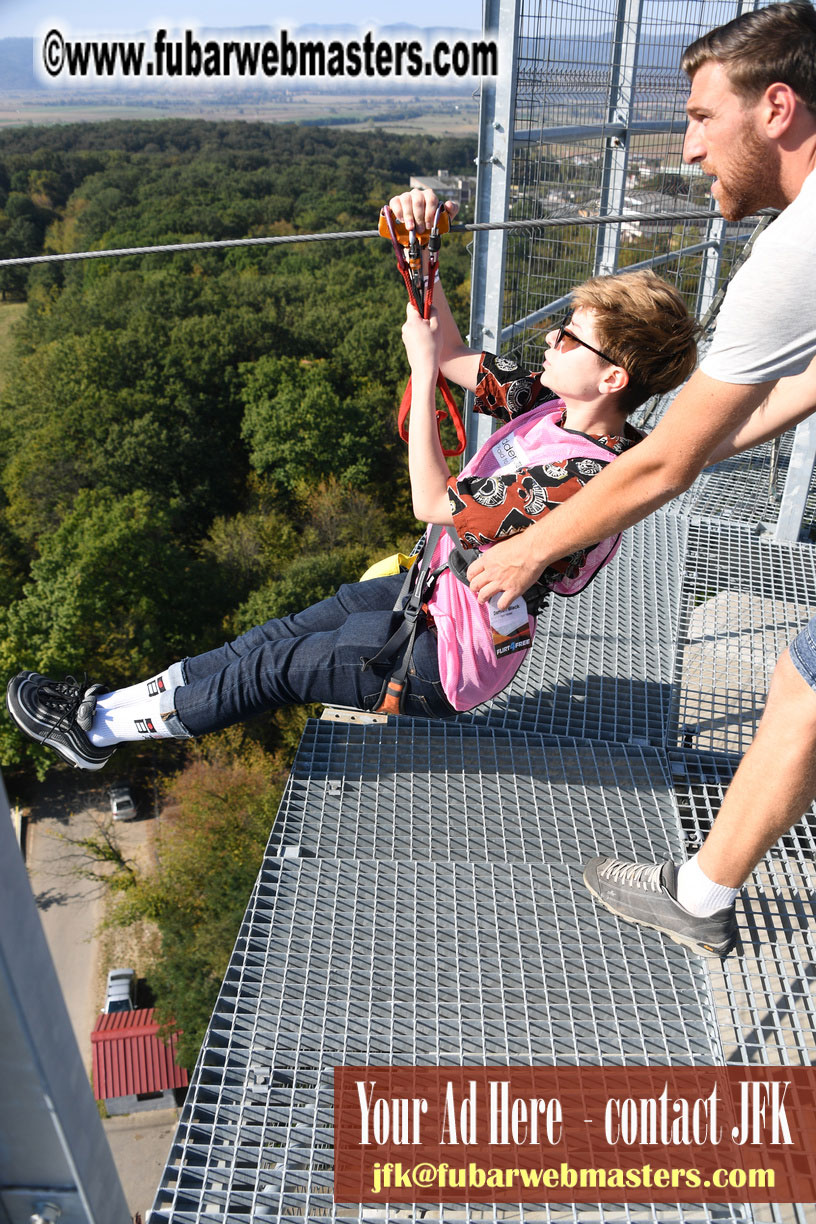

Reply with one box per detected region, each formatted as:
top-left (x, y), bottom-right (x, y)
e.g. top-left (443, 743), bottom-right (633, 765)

top-left (5, 187), bottom-right (698, 771)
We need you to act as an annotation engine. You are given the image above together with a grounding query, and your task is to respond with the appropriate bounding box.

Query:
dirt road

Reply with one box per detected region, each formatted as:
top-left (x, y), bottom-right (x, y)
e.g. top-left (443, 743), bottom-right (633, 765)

top-left (20, 770), bottom-right (179, 1218)
top-left (24, 775), bottom-right (110, 1063)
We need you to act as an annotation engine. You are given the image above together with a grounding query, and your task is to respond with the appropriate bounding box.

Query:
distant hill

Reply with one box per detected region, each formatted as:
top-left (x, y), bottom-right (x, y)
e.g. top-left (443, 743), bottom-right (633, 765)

top-left (520, 29), bottom-right (689, 72)
top-left (0, 38), bottom-right (34, 91)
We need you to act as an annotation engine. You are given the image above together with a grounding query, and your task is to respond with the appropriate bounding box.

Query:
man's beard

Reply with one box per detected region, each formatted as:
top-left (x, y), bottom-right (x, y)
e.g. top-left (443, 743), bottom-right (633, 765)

top-left (709, 123), bottom-right (783, 220)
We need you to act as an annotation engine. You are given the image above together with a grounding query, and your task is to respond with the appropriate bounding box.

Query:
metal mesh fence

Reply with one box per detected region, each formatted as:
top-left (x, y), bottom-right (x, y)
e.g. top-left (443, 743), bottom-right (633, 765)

top-left (640, 373), bottom-right (816, 538)
top-left (501, 0), bottom-right (763, 368)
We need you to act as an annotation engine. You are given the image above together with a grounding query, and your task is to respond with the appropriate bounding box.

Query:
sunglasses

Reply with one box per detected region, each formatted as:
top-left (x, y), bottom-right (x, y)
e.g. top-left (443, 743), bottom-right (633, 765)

top-left (552, 314), bottom-right (617, 365)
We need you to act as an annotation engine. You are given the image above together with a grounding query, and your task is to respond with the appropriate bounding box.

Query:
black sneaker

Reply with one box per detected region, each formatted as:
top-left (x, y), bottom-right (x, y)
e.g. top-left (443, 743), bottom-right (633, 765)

top-left (6, 671), bottom-right (115, 771)
top-left (583, 856), bottom-right (738, 957)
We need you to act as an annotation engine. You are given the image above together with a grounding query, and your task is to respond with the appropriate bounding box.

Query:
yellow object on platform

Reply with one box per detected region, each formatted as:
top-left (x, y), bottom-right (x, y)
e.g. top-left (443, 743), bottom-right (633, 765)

top-left (359, 553), bottom-right (416, 581)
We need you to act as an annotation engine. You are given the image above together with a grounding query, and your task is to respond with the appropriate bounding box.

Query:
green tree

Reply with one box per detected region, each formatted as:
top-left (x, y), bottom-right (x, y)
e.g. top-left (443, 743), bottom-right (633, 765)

top-left (241, 354), bottom-right (392, 498)
top-left (0, 488), bottom-right (226, 773)
top-left (0, 117), bottom-right (475, 780)
top-left (235, 545), bottom-right (371, 631)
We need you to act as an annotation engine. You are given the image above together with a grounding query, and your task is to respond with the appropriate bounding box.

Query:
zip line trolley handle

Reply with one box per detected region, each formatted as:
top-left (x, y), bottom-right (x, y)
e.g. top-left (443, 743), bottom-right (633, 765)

top-left (379, 204), bottom-right (465, 457)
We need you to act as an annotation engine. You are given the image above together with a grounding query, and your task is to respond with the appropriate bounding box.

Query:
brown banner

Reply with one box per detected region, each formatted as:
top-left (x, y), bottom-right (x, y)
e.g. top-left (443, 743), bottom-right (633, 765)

top-left (334, 1065), bottom-right (816, 1204)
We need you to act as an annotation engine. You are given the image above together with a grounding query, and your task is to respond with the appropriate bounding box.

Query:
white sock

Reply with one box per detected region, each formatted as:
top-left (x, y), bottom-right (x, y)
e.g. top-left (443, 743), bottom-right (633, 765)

top-left (676, 853), bottom-right (739, 917)
top-left (89, 682), bottom-right (178, 746)
top-left (95, 670), bottom-right (174, 709)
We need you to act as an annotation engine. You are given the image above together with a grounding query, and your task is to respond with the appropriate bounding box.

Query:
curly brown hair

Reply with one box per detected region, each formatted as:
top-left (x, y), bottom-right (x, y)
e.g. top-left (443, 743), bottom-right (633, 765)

top-left (570, 269), bottom-right (699, 413)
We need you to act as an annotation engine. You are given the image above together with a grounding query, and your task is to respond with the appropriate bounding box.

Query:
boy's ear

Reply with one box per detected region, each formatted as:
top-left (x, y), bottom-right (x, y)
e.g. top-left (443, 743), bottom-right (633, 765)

top-left (599, 366), bottom-right (629, 396)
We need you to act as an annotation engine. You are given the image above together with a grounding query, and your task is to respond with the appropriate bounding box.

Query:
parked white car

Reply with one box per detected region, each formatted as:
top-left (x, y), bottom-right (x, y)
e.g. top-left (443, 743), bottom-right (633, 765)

top-left (108, 785), bottom-right (137, 821)
top-left (103, 967), bottom-right (135, 1014)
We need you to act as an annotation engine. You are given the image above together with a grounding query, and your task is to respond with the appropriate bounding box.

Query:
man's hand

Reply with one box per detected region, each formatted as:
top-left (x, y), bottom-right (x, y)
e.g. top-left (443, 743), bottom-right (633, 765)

top-left (388, 187), bottom-right (459, 232)
top-left (467, 534), bottom-right (546, 609)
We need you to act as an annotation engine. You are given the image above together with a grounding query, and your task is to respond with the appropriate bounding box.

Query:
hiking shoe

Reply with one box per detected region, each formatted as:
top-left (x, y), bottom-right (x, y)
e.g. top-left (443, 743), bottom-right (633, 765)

top-left (6, 671), bottom-right (115, 771)
top-left (583, 856), bottom-right (738, 957)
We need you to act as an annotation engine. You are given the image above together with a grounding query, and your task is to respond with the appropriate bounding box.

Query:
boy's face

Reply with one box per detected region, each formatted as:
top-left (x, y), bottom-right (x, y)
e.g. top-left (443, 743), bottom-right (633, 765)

top-left (543, 308), bottom-right (618, 401)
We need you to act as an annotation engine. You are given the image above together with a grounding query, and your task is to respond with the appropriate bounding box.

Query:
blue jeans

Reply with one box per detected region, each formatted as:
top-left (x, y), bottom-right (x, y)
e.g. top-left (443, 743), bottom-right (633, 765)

top-left (790, 613), bottom-right (816, 691)
top-left (160, 574), bottom-right (455, 737)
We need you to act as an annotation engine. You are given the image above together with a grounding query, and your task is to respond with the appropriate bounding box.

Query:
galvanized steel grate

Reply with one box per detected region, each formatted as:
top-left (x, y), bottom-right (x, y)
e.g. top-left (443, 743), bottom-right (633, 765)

top-left (648, 409), bottom-right (816, 538)
top-left (150, 853), bottom-right (726, 1223)
top-left (151, 719), bottom-right (814, 1224)
top-left (668, 751), bottom-right (816, 1069)
top-left (150, 714), bottom-right (816, 1224)
top-left (269, 722), bottom-right (679, 866)
top-left (668, 443), bottom-right (811, 534)
top-left (667, 522), bottom-right (816, 756)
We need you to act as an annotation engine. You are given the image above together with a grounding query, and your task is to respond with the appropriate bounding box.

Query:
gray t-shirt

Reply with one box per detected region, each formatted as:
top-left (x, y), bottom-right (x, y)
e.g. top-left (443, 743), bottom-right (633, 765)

top-left (701, 168), bottom-right (816, 385)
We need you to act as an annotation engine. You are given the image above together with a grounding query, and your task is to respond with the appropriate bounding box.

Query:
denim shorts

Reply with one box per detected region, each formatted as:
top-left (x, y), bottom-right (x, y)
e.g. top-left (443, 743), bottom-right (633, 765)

top-left (789, 613), bottom-right (816, 690)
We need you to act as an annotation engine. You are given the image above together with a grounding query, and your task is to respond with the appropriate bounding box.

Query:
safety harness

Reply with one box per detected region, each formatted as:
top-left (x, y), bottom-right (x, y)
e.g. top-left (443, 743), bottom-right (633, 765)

top-left (363, 523), bottom-right (448, 715)
top-left (380, 203), bottom-right (467, 456)
top-left (364, 400), bottom-right (629, 715)
top-left (364, 519), bottom-right (621, 715)
top-left (364, 518), bottom-right (542, 717)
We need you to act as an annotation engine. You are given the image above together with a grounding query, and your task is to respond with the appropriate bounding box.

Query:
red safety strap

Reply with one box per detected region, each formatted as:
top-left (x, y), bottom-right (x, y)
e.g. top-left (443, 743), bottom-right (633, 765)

top-left (380, 205), bottom-right (467, 457)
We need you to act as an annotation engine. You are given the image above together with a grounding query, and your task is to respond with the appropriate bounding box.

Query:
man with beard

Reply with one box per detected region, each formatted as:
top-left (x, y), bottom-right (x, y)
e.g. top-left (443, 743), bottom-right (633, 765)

top-left (459, 0), bottom-right (816, 956)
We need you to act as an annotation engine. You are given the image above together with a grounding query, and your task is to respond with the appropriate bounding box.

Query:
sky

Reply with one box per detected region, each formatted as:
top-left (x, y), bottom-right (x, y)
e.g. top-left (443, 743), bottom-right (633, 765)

top-left (0, 0), bottom-right (483, 38)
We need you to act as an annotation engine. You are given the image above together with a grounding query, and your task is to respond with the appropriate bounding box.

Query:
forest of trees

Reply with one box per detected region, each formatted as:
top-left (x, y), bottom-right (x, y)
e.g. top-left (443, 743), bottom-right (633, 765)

top-left (0, 118), bottom-right (475, 1060)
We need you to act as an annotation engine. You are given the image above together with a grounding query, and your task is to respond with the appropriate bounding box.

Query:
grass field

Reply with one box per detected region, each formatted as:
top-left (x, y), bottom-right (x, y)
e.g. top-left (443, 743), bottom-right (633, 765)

top-left (0, 302), bottom-right (26, 394)
top-left (0, 92), bottom-right (480, 136)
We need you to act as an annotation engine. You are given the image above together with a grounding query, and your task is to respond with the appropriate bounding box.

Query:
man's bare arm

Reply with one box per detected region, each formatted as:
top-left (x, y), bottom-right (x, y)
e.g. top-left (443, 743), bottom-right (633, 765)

top-left (468, 368), bottom-right (774, 608)
top-left (706, 356), bottom-right (816, 463)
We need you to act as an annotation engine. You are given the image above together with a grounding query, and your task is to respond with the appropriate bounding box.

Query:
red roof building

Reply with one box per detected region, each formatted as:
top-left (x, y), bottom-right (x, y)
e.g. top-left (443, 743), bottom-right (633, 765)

top-left (92, 1008), bottom-right (188, 1111)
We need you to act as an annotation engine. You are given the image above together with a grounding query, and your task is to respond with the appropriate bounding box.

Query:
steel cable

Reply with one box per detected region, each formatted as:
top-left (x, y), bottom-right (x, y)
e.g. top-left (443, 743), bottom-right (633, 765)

top-left (0, 208), bottom-right (774, 268)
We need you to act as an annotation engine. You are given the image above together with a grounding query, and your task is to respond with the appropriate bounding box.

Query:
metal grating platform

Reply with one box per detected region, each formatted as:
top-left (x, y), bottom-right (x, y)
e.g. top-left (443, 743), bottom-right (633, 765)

top-left (464, 514), bottom-right (687, 746)
top-left (150, 721), bottom-right (741, 1224)
top-left (209, 857), bottom-right (717, 1065)
top-left (268, 722), bottom-right (677, 865)
top-left (667, 436), bottom-right (816, 539)
top-left (670, 446), bottom-right (785, 531)
top-left (668, 751), bottom-right (816, 878)
top-left (667, 521), bottom-right (816, 756)
top-left (668, 751), bottom-right (816, 1069)
top-left (150, 721), bottom-right (816, 1223)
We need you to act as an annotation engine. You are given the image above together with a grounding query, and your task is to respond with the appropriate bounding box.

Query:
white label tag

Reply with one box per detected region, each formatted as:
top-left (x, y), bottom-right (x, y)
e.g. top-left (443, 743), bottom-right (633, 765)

top-left (487, 593), bottom-right (532, 658)
top-left (490, 431), bottom-right (528, 473)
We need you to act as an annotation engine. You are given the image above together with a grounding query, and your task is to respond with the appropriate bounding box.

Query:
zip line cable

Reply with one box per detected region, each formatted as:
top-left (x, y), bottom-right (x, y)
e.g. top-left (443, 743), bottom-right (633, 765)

top-left (0, 207), bottom-right (774, 269)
